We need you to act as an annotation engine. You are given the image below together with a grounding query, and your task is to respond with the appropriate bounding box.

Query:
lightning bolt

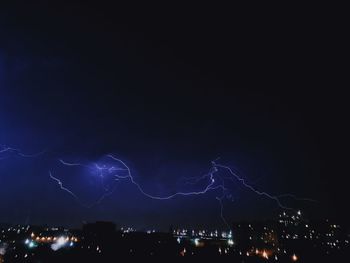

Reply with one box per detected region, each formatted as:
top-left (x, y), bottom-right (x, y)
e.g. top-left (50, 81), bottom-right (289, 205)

top-left (0, 145), bottom-right (45, 158)
top-left (50, 157), bottom-right (125, 208)
top-left (213, 162), bottom-right (291, 210)
top-left (48, 171), bottom-right (111, 208)
top-left (3, 143), bottom-right (314, 227)
top-left (49, 154), bottom-right (315, 228)
top-left (107, 154), bottom-right (225, 200)
top-left (49, 171), bottom-right (81, 203)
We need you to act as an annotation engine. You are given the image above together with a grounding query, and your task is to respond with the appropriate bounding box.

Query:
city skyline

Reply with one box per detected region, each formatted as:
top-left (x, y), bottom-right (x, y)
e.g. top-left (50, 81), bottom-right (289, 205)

top-left (1, 210), bottom-right (348, 262)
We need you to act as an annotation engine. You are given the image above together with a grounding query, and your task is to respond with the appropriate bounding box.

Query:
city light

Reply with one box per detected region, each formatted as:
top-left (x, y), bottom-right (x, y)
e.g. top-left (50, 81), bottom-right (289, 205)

top-left (0, 214), bottom-right (348, 261)
top-left (292, 253), bottom-right (298, 261)
top-left (194, 238), bottom-right (199, 246)
top-left (28, 241), bottom-right (36, 249)
top-left (262, 250), bottom-right (268, 259)
top-left (51, 236), bottom-right (68, 251)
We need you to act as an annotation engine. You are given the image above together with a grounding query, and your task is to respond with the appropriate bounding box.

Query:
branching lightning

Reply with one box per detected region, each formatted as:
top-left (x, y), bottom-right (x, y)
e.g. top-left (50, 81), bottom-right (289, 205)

top-left (49, 154), bottom-right (315, 227)
top-left (0, 144), bottom-right (315, 228)
top-left (49, 170), bottom-right (119, 208)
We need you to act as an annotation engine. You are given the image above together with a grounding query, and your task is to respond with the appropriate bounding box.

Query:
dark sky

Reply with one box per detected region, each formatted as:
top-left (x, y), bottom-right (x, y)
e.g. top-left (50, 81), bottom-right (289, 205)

top-left (0, 2), bottom-right (343, 229)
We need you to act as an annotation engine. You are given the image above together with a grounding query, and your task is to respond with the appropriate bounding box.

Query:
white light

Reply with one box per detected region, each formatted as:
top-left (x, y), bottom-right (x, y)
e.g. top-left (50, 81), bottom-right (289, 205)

top-left (262, 250), bottom-right (268, 259)
top-left (194, 238), bottom-right (199, 246)
top-left (51, 236), bottom-right (68, 251)
top-left (0, 244), bottom-right (8, 255)
top-left (292, 253), bottom-right (298, 261)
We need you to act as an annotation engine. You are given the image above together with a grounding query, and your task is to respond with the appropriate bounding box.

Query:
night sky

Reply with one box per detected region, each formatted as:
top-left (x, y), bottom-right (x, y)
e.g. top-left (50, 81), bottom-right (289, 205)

top-left (0, 2), bottom-right (343, 230)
